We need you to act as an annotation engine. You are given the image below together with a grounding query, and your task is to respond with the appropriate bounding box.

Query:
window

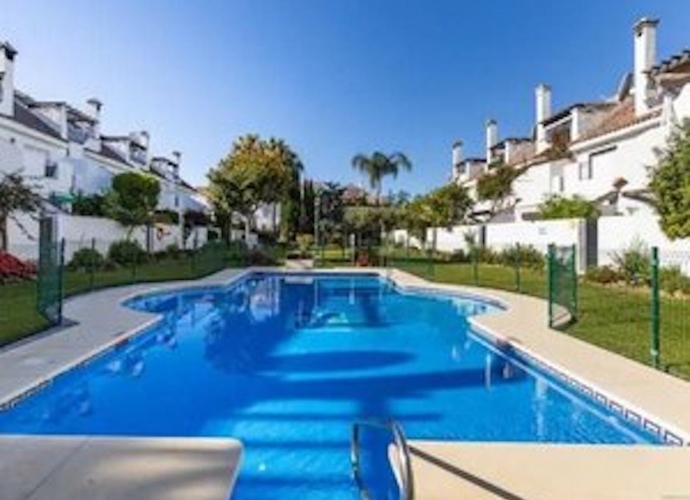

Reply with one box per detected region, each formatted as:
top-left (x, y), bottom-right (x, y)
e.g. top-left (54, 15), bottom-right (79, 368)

top-left (587, 146), bottom-right (617, 181)
top-left (44, 160), bottom-right (58, 178)
top-left (578, 161), bottom-right (592, 180)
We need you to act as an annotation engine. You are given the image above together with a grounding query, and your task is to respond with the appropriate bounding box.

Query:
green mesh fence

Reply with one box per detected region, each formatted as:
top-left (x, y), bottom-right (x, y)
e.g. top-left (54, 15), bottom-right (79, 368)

top-left (37, 236), bottom-right (64, 326)
top-left (548, 244), bottom-right (578, 329)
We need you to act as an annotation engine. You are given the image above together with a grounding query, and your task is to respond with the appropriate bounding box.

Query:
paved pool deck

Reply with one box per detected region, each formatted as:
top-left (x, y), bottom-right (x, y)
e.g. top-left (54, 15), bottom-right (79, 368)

top-left (0, 267), bottom-right (689, 499)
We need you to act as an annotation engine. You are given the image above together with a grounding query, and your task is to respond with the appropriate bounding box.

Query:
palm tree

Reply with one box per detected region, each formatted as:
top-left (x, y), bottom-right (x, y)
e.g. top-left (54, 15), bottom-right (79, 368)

top-left (351, 151), bottom-right (412, 206)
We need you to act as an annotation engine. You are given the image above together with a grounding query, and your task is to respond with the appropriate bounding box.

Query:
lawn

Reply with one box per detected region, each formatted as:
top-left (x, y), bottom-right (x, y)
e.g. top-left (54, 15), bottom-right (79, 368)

top-left (0, 253), bottom-right (230, 348)
top-left (399, 262), bottom-right (690, 379)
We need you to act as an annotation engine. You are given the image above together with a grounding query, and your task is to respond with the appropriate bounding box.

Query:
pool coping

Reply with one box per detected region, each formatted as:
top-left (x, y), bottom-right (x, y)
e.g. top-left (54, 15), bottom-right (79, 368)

top-left (1, 266), bottom-right (690, 499)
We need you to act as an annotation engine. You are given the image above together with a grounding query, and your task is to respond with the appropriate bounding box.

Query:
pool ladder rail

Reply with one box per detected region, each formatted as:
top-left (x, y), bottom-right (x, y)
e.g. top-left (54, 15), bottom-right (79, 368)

top-left (350, 419), bottom-right (415, 500)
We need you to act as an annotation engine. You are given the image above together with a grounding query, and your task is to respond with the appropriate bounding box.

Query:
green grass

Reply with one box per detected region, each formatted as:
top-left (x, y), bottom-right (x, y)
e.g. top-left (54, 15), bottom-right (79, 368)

top-left (0, 253), bottom-right (230, 348)
top-left (398, 262), bottom-right (690, 380)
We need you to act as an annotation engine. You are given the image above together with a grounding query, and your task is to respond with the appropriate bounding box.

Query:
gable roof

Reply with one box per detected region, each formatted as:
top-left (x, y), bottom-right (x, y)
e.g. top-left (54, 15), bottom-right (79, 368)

top-left (9, 92), bottom-right (65, 141)
top-left (649, 49), bottom-right (690, 76)
top-left (542, 102), bottom-right (615, 127)
top-left (572, 98), bottom-right (661, 144)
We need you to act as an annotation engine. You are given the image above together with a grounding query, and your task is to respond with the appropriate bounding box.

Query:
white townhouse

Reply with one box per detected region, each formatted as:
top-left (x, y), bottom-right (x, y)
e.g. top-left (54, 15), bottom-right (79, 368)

top-left (0, 41), bottom-right (209, 254)
top-left (452, 18), bottom-right (690, 223)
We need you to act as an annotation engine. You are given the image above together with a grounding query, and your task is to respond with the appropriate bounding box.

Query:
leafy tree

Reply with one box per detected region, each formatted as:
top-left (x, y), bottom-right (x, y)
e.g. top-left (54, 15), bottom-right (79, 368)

top-left (264, 137), bottom-right (303, 240)
top-left (343, 206), bottom-right (383, 247)
top-left (476, 161), bottom-right (524, 217)
top-left (0, 172), bottom-right (41, 252)
top-left (649, 119), bottom-right (690, 239)
top-left (425, 183), bottom-right (473, 229)
top-left (104, 172), bottom-right (160, 240)
top-left (207, 134), bottom-right (296, 242)
top-left (299, 179), bottom-right (316, 235)
top-left (316, 182), bottom-right (346, 245)
top-left (400, 196), bottom-right (434, 248)
top-left (538, 194), bottom-right (600, 220)
top-left (351, 151), bottom-right (412, 205)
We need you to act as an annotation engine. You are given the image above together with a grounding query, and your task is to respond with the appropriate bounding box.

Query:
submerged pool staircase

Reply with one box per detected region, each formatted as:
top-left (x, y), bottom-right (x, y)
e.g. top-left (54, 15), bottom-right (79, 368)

top-left (350, 419), bottom-right (415, 500)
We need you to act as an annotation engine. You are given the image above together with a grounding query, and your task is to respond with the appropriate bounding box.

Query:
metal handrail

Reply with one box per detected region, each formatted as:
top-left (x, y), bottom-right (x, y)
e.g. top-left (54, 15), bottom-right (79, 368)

top-left (350, 418), bottom-right (414, 500)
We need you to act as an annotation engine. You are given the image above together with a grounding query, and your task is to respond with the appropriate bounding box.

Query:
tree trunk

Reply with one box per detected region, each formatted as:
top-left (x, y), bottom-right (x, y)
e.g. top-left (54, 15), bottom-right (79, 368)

top-left (0, 215), bottom-right (7, 252)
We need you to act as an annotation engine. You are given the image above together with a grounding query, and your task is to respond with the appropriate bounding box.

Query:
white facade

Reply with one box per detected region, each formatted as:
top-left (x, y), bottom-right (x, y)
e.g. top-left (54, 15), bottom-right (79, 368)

top-left (451, 17), bottom-right (690, 227)
top-left (0, 41), bottom-right (212, 256)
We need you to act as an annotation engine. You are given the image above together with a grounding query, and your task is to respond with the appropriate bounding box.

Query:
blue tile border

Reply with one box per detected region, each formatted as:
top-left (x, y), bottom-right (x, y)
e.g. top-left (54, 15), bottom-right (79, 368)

top-left (470, 325), bottom-right (690, 446)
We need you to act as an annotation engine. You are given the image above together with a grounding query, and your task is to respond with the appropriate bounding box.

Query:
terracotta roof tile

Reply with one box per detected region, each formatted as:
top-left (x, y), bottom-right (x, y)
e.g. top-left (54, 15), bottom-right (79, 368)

top-left (573, 98), bottom-right (660, 144)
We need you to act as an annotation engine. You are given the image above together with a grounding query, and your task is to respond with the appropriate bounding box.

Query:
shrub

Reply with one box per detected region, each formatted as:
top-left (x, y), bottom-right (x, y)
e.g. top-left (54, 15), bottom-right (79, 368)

top-left (538, 194), bottom-right (600, 220)
top-left (659, 266), bottom-right (690, 295)
top-left (108, 240), bottom-right (147, 266)
top-left (449, 249), bottom-right (469, 263)
top-left (164, 243), bottom-right (181, 260)
top-left (585, 265), bottom-right (621, 285)
top-left (247, 248), bottom-right (278, 266)
top-left (474, 246), bottom-right (499, 264)
top-left (154, 210), bottom-right (180, 225)
top-left (611, 240), bottom-right (651, 286)
top-left (296, 234), bottom-right (314, 255)
top-left (68, 248), bottom-right (104, 271)
top-left (71, 192), bottom-right (106, 217)
top-left (498, 245), bottom-right (545, 269)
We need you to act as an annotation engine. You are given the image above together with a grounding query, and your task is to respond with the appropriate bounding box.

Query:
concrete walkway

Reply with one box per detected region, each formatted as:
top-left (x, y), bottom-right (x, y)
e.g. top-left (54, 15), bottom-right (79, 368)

top-left (0, 436), bottom-right (242, 500)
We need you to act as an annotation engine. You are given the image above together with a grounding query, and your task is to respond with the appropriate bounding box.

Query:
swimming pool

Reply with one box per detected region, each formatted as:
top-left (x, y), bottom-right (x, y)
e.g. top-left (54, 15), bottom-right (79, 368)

top-left (0, 272), bottom-right (665, 499)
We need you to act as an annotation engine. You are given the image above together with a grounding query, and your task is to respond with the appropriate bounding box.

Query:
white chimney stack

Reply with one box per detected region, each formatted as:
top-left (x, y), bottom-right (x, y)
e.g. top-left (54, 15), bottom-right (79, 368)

top-left (452, 140), bottom-right (463, 167)
top-left (86, 97), bottom-right (102, 139)
top-left (171, 151), bottom-right (181, 179)
top-left (633, 17), bottom-right (659, 116)
top-left (452, 140), bottom-right (463, 180)
top-left (535, 83), bottom-right (552, 153)
top-left (485, 119), bottom-right (498, 163)
top-left (0, 42), bottom-right (17, 117)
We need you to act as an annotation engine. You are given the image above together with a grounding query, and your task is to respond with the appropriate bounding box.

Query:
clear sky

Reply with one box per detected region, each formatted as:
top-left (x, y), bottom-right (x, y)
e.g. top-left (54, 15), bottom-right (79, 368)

top-left (1, 0), bottom-right (689, 195)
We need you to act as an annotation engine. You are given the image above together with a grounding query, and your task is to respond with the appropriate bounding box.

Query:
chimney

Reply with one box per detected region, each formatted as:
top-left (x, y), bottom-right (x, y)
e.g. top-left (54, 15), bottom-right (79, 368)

top-left (0, 42), bottom-right (17, 117)
top-left (485, 119), bottom-right (498, 164)
top-left (452, 140), bottom-right (463, 177)
top-left (85, 97), bottom-right (102, 140)
top-left (505, 140), bottom-right (515, 164)
top-left (633, 17), bottom-right (659, 116)
top-left (535, 83), bottom-right (552, 153)
top-left (140, 130), bottom-right (150, 150)
top-left (171, 151), bottom-right (181, 179)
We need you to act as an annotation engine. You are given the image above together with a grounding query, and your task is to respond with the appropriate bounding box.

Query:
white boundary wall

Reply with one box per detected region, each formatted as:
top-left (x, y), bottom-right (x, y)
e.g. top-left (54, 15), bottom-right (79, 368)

top-left (7, 213), bottom-right (209, 262)
top-left (597, 214), bottom-right (690, 268)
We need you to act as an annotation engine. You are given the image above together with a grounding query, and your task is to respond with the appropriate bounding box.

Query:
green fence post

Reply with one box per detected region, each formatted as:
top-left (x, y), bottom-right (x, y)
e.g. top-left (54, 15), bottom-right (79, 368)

top-left (89, 238), bottom-right (96, 292)
top-left (58, 238), bottom-right (66, 322)
top-left (472, 246), bottom-right (479, 286)
top-left (570, 244), bottom-right (578, 322)
top-left (547, 244), bottom-right (554, 328)
top-left (426, 247), bottom-right (433, 279)
top-left (515, 243), bottom-right (521, 293)
top-left (651, 246), bottom-right (660, 369)
top-left (192, 240), bottom-right (198, 276)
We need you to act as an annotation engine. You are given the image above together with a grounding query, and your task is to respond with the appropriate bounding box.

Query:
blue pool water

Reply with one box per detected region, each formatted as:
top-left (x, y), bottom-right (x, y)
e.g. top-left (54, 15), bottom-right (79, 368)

top-left (0, 273), bottom-right (663, 499)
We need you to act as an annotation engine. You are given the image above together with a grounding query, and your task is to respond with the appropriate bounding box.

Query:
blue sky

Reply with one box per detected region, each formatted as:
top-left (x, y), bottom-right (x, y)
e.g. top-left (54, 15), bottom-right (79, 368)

top-left (1, 1), bottom-right (690, 195)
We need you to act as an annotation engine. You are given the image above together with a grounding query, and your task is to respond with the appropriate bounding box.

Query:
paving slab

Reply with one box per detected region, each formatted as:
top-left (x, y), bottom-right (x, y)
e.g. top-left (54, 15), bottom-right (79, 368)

top-left (0, 436), bottom-right (242, 500)
top-left (409, 441), bottom-right (690, 500)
